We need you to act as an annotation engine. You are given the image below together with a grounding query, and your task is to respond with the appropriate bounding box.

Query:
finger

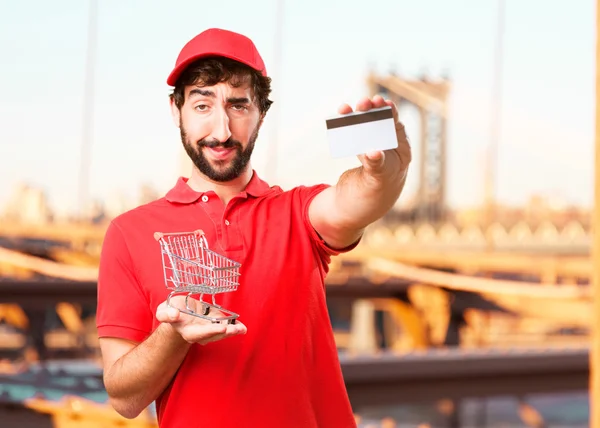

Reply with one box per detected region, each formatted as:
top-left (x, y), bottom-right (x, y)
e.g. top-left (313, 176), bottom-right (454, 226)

top-left (156, 305), bottom-right (181, 323)
top-left (338, 103), bottom-right (353, 115)
top-left (227, 322), bottom-right (247, 335)
top-left (207, 321), bottom-right (247, 335)
top-left (181, 323), bottom-right (228, 342)
top-left (199, 333), bottom-right (228, 345)
top-left (355, 97), bottom-right (373, 112)
top-left (199, 323), bottom-right (247, 344)
top-left (384, 99), bottom-right (400, 122)
top-left (358, 151), bottom-right (386, 173)
top-left (181, 321), bottom-right (247, 344)
top-left (372, 95), bottom-right (387, 108)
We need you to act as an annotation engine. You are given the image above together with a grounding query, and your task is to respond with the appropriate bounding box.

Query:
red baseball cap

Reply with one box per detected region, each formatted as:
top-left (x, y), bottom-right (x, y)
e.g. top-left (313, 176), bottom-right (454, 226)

top-left (166, 28), bottom-right (267, 86)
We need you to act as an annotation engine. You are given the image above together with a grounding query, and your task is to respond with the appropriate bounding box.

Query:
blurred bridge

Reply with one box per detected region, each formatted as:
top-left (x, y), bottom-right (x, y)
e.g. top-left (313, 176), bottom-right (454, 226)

top-left (368, 70), bottom-right (450, 223)
top-left (0, 217), bottom-right (593, 361)
top-left (0, 234), bottom-right (592, 419)
top-left (0, 217), bottom-right (591, 258)
top-left (366, 220), bottom-right (589, 252)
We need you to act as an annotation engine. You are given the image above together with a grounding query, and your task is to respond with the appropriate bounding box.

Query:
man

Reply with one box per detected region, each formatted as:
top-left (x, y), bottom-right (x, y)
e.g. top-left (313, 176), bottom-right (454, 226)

top-left (96, 28), bottom-right (411, 427)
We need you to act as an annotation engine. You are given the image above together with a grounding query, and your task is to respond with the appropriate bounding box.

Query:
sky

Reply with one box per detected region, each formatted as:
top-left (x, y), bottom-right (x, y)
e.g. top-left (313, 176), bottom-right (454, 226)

top-left (0, 0), bottom-right (596, 217)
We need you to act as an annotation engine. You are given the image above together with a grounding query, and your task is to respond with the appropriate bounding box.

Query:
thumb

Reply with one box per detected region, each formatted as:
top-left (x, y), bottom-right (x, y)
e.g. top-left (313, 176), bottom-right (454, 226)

top-left (359, 150), bottom-right (385, 172)
top-left (156, 305), bottom-right (181, 323)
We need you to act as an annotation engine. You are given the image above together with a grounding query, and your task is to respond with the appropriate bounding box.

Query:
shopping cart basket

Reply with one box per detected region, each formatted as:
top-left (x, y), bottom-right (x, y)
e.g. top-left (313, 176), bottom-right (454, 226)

top-left (154, 230), bottom-right (241, 324)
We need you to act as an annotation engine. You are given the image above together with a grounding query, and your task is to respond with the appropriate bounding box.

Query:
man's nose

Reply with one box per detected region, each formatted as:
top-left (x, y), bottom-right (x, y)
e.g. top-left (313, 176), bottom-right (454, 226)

top-left (210, 108), bottom-right (232, 143)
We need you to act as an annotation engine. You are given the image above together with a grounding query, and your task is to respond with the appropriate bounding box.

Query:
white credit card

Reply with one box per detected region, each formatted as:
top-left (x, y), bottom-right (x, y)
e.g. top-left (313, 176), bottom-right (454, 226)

top-left (325, 106), bottom-right (398, 159)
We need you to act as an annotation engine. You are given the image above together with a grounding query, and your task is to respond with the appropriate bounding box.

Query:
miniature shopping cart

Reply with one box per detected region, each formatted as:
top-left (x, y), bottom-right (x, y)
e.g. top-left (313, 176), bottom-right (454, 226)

top-left (154, 230), bottom-right (241, 324)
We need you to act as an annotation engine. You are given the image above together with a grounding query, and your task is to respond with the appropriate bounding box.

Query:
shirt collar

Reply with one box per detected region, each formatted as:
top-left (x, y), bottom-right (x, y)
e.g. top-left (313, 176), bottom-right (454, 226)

top-left (165, 170), bottom-right (277, 204)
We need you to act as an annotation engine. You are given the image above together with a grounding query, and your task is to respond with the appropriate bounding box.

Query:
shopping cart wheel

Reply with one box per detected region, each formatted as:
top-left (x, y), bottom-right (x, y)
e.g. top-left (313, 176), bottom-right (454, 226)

top-left (228, 319), bottom-right (236, 325)
top-left (202, 304), bottom-right (210, 316)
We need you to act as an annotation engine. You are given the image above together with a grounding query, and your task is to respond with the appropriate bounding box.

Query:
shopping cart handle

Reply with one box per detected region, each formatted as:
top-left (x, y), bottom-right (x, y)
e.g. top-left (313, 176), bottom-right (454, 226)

top-left (153, 230), bottom-right (206, 241)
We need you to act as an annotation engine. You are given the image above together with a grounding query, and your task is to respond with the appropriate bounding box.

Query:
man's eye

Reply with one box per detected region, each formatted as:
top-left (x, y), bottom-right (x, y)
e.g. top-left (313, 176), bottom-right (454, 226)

top-left (195, 104), bottom-right (208, 111)
top-left (232, 104), bottom-right (247, 111)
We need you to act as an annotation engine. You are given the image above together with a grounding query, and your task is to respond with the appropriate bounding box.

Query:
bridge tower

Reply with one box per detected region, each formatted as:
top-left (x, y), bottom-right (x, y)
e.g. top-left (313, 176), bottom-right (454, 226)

top-left (366, 71), bottom-right (451, 223)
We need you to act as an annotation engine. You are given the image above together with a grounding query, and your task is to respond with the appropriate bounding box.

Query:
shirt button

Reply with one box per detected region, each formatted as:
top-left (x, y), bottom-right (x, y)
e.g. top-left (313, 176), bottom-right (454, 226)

top-left (201, 195), bottom-right (209, 202)
top-left (224, 220), bottom-right (230, 226)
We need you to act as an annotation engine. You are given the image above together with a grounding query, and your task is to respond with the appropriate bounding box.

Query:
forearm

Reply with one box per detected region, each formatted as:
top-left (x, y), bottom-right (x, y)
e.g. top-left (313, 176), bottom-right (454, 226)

top-left (334, 165), bottom-right (408, 229)
top-left (310, 165), bottom-right (407, 250)
top-left (104, 323), bottom-right (191, 418)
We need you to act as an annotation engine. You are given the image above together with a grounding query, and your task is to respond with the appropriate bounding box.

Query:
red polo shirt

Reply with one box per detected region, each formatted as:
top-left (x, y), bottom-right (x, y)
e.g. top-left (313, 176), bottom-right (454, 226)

top-left (96, 171), bottom-right (358, 428)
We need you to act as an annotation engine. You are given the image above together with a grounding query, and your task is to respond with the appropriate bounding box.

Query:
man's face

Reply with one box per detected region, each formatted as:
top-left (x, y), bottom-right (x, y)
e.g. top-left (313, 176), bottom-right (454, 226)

top-left (172, 80), bottom-right (262, 182)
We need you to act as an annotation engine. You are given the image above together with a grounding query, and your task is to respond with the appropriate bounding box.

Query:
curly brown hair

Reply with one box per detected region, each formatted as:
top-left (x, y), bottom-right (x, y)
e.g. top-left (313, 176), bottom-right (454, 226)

top-left (169, 57), bottom-right (273, 115)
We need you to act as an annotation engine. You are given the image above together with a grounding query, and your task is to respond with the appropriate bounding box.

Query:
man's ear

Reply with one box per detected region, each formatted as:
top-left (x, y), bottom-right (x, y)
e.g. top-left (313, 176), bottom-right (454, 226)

top-left (170, 96), bottom-right (181, 127)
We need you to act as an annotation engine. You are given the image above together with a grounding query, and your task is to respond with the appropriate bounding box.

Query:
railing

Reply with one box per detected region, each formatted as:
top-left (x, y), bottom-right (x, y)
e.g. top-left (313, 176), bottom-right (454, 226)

top-left (365, 220), bottom-right (590, 251)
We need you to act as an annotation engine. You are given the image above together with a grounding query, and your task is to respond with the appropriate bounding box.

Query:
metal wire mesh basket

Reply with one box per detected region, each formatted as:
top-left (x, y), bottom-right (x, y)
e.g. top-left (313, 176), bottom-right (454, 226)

top-left (154, 229), bottom-right (241, 324)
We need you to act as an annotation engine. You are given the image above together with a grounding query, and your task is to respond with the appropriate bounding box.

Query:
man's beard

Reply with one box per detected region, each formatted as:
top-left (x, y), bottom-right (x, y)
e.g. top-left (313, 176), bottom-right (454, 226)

top-left (180, 119), bottom-right (258, 182)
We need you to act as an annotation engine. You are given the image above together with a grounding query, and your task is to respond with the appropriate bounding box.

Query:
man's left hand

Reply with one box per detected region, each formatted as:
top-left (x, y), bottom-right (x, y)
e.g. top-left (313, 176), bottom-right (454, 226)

top-left (337, 95), bottom-right (412, 183)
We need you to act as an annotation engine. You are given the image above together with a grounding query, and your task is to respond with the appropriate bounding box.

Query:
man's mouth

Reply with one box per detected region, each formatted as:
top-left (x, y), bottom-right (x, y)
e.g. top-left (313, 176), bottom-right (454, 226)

top-left (205, 146), bottom-right (235, 160)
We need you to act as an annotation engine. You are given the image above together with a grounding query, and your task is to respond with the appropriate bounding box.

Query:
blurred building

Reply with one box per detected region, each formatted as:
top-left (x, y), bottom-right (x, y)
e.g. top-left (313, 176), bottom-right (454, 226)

top-left (138, 183), bottom-right (161, 206)
top-left (451, 194), bottom-right (591, 230)
top-left (103, 190), bottom-right (131, 219)
top-left (3, 183), bottom-right (53, 224)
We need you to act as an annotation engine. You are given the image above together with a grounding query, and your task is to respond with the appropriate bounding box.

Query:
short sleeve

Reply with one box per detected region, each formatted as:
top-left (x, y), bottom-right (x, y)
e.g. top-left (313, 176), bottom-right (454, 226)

top-left (96, 220), bottom-right (153, 342)
top-left (297, 184), bottom-right (362, 264)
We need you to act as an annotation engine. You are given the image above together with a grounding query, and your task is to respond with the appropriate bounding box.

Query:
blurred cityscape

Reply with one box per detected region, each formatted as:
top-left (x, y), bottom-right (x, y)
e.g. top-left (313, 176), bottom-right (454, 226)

top-left (3, 181), bottom-right (162, 225)
top-left (1, 1), bottom-right (598, 428)
top-left (3, 179), bottom-right (589, 229)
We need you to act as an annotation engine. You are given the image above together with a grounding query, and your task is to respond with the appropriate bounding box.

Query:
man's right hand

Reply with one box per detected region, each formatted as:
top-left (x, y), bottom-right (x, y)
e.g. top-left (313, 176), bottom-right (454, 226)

top-left (155, 296), bottom-right (247, 345)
